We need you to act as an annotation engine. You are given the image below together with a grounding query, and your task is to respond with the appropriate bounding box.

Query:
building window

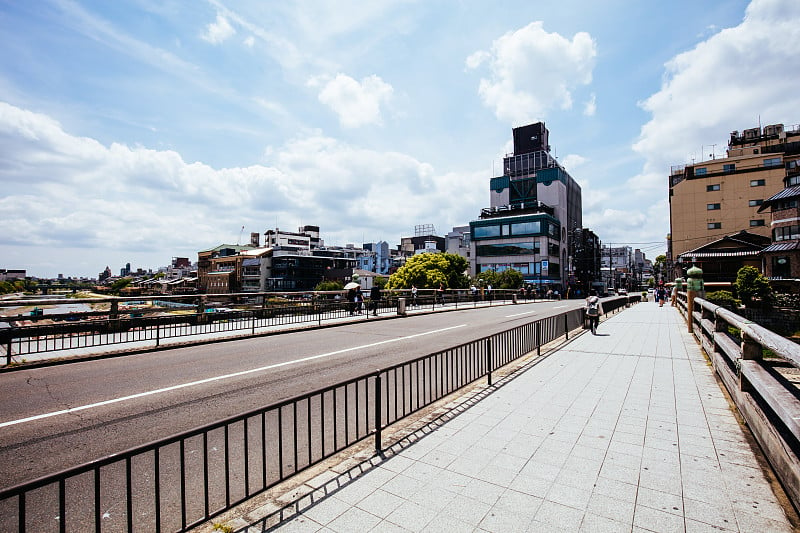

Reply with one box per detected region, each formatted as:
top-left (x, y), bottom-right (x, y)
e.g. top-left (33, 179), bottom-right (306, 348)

top-left (473, 225), bottom-right (501, 238)
top-left (476, 242), bottom-right (540, 256)
top-left (748, 199), bottom-right (763, 207)
top-left (708, 222), bottom-right (721, 230)
top-left (774, 224), bottom-right (800, 241)
top-left (788, 175), bottom-right (800, 186)
top-left (750, 179), bottom-right (766, 187)
top-left (707, 203), bottom-right (721, 210)
top-left (723, 163), bottom-right (735, 173)
top-left (695, 167), bottom-right (707, 175)
top-left (749, 219), bottom-right (765, 227)
top-left (763, 157), bottom-right (782, 167)
top-left (510, 221), bottom-right (541, 235)
top-left (706, 184), bottom-right (720, 192)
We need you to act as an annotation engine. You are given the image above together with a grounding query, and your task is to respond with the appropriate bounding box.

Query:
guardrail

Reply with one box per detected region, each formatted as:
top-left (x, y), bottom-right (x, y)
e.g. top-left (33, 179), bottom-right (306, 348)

top-left (0, 289), bottom-right (560, 365)
top-left (676, 293), bottom-right (800, 510)
top-left (0, 300), bottom-right (635, 533)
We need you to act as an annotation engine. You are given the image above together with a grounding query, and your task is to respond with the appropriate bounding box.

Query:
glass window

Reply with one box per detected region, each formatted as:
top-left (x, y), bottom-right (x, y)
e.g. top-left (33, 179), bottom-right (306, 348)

top-left (695, 167), bottom-right (707, 175)
top-left (749, 219), bottom-right (765, 227)
top-left (706, 184), bottom-right (720, 191)
top-left (748, 199), bottom-right (763, 207)
top-left (502, 224), bottom-right (511, 236)
top-left (708, 222), bottom-right (721, 230)
top-left (473, 225), bottom-right (501, 238)
top-left (707, 203), bottom-right (721, 210)
top-left (788, 176), bottom-right (800, 186)
top-left (774, 225), bottom-right (800, 241)
top-left (750, 179), bottom-right (766, 187)
top-left (476, 242), bottom-right (539, 256)
top-left (510, 221), bottom-right (541, 235)
top-left (763, 157), bottom-right (782, 167)
top-left (723, 163), bottom-right (735, 173)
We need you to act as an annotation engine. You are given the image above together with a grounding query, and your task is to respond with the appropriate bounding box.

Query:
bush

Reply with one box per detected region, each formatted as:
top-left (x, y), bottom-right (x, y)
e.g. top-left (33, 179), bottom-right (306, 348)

top-left (705, 290), bottom-right (739, 310)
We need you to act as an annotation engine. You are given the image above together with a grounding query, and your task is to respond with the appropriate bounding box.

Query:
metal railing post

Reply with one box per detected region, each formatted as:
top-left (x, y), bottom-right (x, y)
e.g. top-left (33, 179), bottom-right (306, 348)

top-left (374, 370), bottom-right (382, 452)
top-left (536, 320), bottom-right (541, 356)
top-left (486, 339), bottom-right (493, 386)
top-left (564, 313), bottom-right (569, 340)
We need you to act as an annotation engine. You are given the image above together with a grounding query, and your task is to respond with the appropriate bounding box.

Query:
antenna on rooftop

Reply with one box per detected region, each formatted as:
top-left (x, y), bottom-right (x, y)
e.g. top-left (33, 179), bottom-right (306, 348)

top-left (238, 225), bottom-right (244, 245)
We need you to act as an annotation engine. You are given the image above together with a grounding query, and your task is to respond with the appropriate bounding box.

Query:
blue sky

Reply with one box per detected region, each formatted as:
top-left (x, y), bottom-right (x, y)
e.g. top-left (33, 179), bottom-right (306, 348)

top-left (2, 0), bottom-right (799, 278)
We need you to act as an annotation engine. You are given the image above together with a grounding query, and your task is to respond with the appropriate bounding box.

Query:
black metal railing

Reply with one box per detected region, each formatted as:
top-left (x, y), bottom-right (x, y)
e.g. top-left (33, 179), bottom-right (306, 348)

top-left (0, 289), bottom-right (539, 365)
top-left (0, 301), bottom-right (637, 533)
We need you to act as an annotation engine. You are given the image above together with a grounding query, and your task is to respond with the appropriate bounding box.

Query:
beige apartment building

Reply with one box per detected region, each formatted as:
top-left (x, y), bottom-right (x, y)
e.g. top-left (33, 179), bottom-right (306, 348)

top-left (669, 123), bottom-right (800, 266)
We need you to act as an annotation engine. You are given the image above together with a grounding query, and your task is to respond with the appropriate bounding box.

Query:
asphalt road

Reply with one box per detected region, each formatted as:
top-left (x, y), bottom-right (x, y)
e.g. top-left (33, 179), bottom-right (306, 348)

top-left (0, 299), bottom-right (583, 489)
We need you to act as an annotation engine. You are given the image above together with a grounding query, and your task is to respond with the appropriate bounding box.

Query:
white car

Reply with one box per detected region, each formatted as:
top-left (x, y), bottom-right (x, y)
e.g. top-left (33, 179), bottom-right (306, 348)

top-left (617, 289), bottom-right (628, 295)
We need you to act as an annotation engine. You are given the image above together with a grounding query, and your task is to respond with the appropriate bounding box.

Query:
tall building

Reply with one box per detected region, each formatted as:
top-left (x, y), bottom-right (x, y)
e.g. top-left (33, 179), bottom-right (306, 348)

top-left (669, 123), bottom-right (800, 270)
top-left (469, 122), bottom-right (583, 290)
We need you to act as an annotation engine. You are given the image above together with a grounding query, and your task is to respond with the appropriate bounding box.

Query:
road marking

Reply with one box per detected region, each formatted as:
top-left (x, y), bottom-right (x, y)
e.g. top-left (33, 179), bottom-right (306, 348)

top-left (505, 310), bottom-right (537, 318)
top-left (0, 324), bottom-right (467, 429)
top-left (553, 305), bottom-right (568, 309)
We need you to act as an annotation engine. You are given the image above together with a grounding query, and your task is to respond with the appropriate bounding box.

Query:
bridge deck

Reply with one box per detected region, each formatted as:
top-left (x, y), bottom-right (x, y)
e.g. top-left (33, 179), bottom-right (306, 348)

top-left (207, 302), bottom-right (798, 532)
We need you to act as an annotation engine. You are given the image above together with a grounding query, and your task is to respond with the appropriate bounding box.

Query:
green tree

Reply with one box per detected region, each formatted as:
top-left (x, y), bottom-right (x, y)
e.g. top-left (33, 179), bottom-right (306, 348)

top-left (110, 277), bottom-right (133, 294)
top-left (314, 280), bottom-right (344, 291)
top-left (387, 253), bottom-right (469, 289)
top-left (653, 254), bottom-right (667, 281)
top-left (476, 269), bottom-right (523, 289)
top-left (373, 276), bottom-right (389, 290)
top-left (733, 266), bottom-right (771, 306)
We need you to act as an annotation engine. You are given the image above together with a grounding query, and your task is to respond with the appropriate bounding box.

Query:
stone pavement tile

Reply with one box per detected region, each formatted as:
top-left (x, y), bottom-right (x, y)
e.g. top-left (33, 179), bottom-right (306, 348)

top-left (520, 456), bottom-right (563, 482)
top-left (611, 431), bottom-right (644, 447)
top-left (488, 450), bottom-right (529, 472)
top-left (325, 506), bottom-right (382, 533)
top-left (420, 511), bottom-right (476, 532)
top-left (683, 497), bottom-right (738, 531)
top-left (417, 448), bottom-right (458, 469)
top-left (638, 468), bottom-right (682, 496)
top-left (399, 458), bottom-right (445, 482)
top-left (684, 518), bottom-right (735, 532)
top-left (598, 462), bottom-right (640, 486)
top-left (585, 492), bottom-right (635, 524)
top-left (632, 504), bottom-right (686, 533)
top-left (448, 455), bottom-right (490, 477)
top-left (377, 454), bottom-right (415, 474)
top-left (332, 479), bottom-right (384, 506)
top-left (591, 476), bottom-right (638, 504)
top-left (300, 495), bottom-right (352, 527)
top-left (531, 446), bottom-right (571, 469)
top-left (475, 463), bottom-right (518, 486)
top-left (578, 513), bottom-right (632, 533)
top-left (546, 482), bottom-right (593, 510)
top-left (354, 488), bottom-right (406, 519)
top-left (534, 499), bottom-right (586, 531)
top-left (436, 493), bottom-right (493, 528)
top-left (478, 506), bottom-right (536, 533)
top-left (384, 500), bottom-right (440, 533)
top-left (380, 473), bottom-right (428, 499)
top-left (732, 508), bottom-right (794, 533)
top-left (427, 469), bottom-right (473, 493)
top-left (555, 467), bottom-right (600, 491)
top-left (491, 488), bottom-right (543, 518)
top-left (458, 477), bottom-right (506, 507)
top-left (367, 520), bottom-right (410, 533)
top-left (509, 472), bottom-right (552, 499)
top-left (404, 483), bottom-right (458, 512)
top-left (635, 486), bottom-right (683, 516)
top-left (268, 515), bottom-right (324, 533)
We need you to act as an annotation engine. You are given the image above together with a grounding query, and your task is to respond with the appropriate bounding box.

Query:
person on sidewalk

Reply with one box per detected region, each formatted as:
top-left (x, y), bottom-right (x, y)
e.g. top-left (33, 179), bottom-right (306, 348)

top-left (437, 282), bottom-right (446, 305)
top-left (585, 290), bottom-right (603, 335)
top-left (369, 285), bottom-right (381, 316)
top-left (411, 285), bottom-right (418, 307)
top-left (656, 284), bottom-right (667, 307)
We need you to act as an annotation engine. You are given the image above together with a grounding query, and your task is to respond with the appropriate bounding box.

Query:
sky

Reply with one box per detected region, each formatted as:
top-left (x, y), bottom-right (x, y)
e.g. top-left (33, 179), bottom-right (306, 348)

top-left (2, 0), bottom-right (800, 279)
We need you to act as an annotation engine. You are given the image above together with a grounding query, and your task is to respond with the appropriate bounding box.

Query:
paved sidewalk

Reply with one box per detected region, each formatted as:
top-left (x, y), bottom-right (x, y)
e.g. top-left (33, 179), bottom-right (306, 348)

top-left (234, 303), bottom-right (796, 532)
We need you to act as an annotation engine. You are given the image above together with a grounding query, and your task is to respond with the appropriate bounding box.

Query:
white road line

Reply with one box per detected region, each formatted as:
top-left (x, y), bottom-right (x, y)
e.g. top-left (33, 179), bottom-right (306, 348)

top-left (553, 305), bottom-right (568, 309)
top-left (0, 324), bottom-right (467, 429)
top-left (505, 310), bottom-right (537, 318)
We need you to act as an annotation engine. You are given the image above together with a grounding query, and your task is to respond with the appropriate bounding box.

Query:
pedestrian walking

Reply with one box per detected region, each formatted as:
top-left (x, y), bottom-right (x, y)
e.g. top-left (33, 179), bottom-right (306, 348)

top-left (437, 282), bottom-right (446, 305)
top-left (656, 285), bottom-right (667, 307)
top-left (411, 285), bottom-right (418, 307)
top-left (369, 285), bottom-right (381, 316)
top-left (354, 287), bottom-right (363, 314)
top-left (585, 290), bottom-right (603, 335)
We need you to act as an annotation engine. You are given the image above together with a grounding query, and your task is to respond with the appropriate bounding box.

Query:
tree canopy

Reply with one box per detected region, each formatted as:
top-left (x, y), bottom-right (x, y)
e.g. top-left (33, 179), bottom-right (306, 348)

top-left (733, 266), bottom-right (771, 305)
top-left (476, 268), bottom-right (524, 289)
top-left (387, 253), bottom-right (470, 289)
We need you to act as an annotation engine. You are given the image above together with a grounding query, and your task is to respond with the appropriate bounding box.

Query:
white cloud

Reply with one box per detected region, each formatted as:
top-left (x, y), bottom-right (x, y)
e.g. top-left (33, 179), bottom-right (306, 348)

top-left (0, 101), bottom-right (480, 275)
top-left (561, 154), bottom-right (587, 172)
top-left (243, 35), bottom-right (255, 48)
top-left (633, 0), bottom-right (800, 189)
top-left (583, 93), bottom-right (596, 117)
top-left (469, 21), bottom-right (597, 124)
top-left (315, 73), bottom-right (394, 128)
top-left (202, 13), bottom-right (236, 44)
